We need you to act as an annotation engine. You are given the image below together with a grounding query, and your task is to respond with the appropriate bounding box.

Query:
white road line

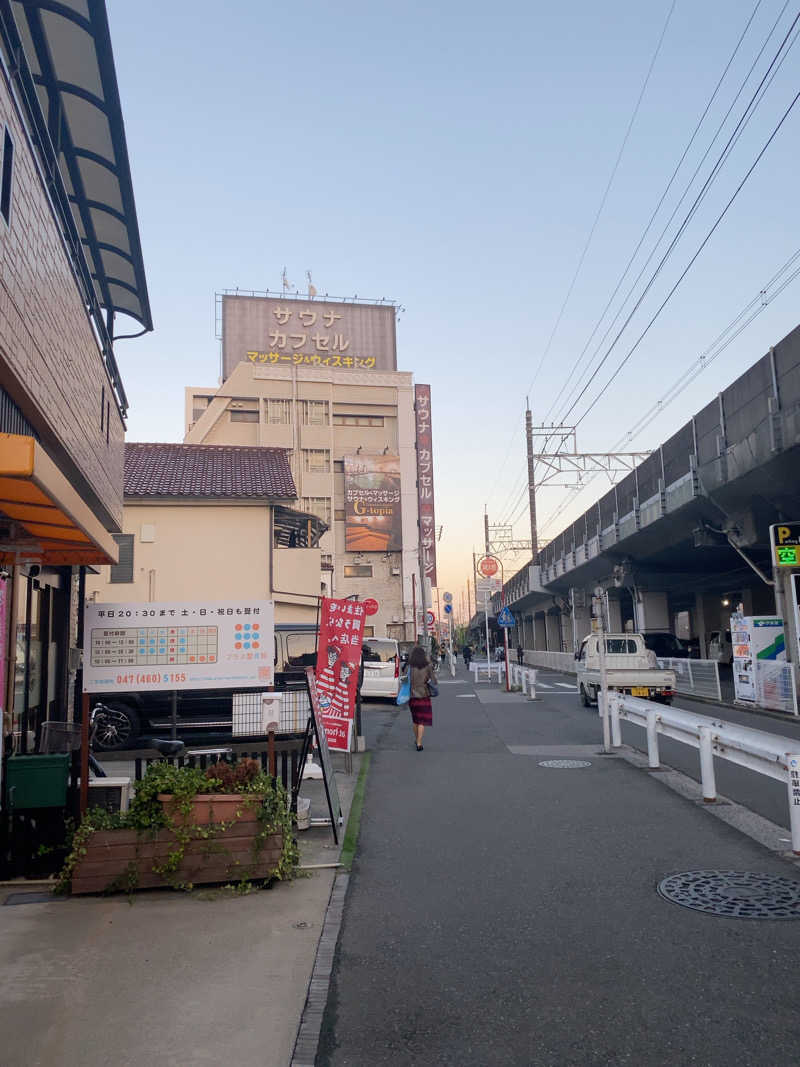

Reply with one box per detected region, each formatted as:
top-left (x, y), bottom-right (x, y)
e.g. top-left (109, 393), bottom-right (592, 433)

top-left (555, 682), bottom-right (576, 689)
top-left (457, 694), bottom-right (478, 698)
top-left (536, 682), bottom-right (553, 689)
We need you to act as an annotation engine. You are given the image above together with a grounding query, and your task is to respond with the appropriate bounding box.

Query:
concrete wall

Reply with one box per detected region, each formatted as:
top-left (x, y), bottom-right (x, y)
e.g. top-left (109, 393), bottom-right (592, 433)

top-left (0, 70), bottom-right (124, 530)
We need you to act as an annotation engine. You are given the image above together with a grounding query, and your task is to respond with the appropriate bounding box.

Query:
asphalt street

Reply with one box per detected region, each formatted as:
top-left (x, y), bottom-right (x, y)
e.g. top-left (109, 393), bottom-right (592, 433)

top-left (317, 664), bottom-right (800, 1066)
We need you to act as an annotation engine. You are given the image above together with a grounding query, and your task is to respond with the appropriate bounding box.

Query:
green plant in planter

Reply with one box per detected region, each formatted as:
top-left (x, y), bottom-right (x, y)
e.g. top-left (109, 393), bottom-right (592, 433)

top-left (57, 759), bottom-right (298, 895)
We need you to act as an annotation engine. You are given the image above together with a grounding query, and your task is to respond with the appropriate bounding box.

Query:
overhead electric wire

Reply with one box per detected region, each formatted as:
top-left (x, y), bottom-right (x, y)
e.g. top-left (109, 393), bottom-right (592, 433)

top-left (487, 1), bottom-right (677, 515)
top-left (532, 245), bottom-right (800, 536)
top-left (541, 0), bottom-right (770, 427)
top-left (498, 1), bottom-right (788, 525)
top-left (567, 84), bottom-right (800, 431)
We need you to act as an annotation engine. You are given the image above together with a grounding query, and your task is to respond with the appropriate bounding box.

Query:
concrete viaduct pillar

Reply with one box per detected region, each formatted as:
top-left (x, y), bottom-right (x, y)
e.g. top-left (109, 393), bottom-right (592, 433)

top-left (534, 613), bottom-right (547, 650)
top-left (545, 612), bottom-right (561, 652)
top-left (634, 591), bottom-right (670, 633)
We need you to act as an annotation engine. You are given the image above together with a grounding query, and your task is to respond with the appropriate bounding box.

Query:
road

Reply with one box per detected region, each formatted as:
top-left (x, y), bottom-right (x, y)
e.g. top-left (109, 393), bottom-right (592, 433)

top-left (317, 663), bottom-right (800, 1066)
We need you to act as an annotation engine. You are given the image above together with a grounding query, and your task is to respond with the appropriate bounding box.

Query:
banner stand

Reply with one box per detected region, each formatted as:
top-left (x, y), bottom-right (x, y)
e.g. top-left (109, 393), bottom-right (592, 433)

top-left (301, 668), bottom-right (342, 844)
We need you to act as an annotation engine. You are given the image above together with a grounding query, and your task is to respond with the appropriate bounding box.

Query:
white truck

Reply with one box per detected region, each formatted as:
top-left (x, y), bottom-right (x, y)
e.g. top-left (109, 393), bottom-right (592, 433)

top-left (576, 633), bottom-right (675, 707)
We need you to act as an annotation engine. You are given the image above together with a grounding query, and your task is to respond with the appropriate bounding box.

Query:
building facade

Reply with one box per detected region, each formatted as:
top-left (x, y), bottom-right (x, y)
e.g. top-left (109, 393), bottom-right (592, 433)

top-left (85, 444), bottom-right (326, 622)
top-left (185, 293), bottom-right (423, 641)
top-left (0, 3), bottom-right (150, 756)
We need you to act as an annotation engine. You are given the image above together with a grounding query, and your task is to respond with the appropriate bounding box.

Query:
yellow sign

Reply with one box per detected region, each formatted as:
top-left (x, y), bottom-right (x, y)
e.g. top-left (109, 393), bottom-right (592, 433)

top-left (770, 523), bottom-right (800, 567)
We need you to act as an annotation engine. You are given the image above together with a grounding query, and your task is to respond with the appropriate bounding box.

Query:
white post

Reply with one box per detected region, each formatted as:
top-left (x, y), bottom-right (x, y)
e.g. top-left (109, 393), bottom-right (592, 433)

top-left (599, 689), bottom-right (611, 753)
top-left (519, 668), bottom-right (527, 695)
top-left (788, 755), bottom-right (800, 855)
top-left (699, 726), bottom-right (717, 802)
top-left (471, 662), bottom-right (478, 684)
top-left (610, 692), bottom-right (621, 747)
top-left (484, 593), bottom-right (491, 681)
top-left (527, 669), bottom-right (537, 700)
top-left (646, 709), bottom-right (660, 768)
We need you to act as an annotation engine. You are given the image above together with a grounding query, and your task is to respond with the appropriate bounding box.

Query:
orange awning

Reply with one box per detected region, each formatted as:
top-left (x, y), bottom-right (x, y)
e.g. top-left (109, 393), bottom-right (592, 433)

top-left (0, 434), bottom-right (119, 566)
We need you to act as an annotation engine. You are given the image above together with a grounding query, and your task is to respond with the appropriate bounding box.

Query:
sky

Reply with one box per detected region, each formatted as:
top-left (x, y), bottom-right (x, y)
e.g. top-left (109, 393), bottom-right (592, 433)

top-left (106, 0), bottom-right (800, 620)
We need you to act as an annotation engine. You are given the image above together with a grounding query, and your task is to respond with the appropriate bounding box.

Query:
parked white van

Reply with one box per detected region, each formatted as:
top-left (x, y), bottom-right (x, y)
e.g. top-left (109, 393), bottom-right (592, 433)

top-left (360, 637), bottom-right (401, 700)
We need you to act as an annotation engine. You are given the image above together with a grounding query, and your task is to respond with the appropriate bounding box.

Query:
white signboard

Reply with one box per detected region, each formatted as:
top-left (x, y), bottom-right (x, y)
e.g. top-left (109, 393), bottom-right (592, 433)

top-left (83, 599), bottom-right (275, 694)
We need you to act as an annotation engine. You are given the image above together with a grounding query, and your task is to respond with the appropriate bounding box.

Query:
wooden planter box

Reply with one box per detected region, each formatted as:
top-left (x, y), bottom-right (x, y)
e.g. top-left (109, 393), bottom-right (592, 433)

top-left (70, 824), bottom-right (284, 895)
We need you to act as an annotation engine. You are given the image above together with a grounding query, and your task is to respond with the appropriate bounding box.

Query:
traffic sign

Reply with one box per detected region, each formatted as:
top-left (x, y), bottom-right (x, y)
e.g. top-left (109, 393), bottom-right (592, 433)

top-left (771, 523), bottom-right (800, 567)
top-left (444, 603), bottom-right (453, 615)
top-left (477, 555), bottom-right (500, 578)
top-left (497, 605), bottom-right (514, 627)
top-left (362, 597), bottom-right (380, 616)
top-left (442, 592), bottom-right (453, 603)
top-left (425, 610), bottom-right (435, 628)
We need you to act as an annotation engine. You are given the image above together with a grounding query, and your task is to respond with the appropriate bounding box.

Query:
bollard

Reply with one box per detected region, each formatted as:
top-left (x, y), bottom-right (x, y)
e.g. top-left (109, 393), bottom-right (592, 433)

top-left (471, 663), bottom-right (479, 684)
top-left (646, 709), bottom-right (660, 768)
top-left (788, 755), bottom-right (800, 855)
top-left (527, 668), bottom-right (537, 700)
top-left (610, 693), bottom-right (621, 748)
top-left (699, 726), bottom-right (717, 802)
top-left (599, 689), bottom-right (610, 753)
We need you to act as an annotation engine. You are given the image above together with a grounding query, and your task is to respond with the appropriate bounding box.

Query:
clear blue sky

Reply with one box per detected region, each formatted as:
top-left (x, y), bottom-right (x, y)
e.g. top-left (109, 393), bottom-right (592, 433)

top-left (107, 0), bottom-right (800, 610)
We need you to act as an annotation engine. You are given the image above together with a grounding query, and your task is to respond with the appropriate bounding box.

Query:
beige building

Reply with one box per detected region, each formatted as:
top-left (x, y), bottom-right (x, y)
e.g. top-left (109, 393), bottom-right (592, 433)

top-left (184, 357), bottom-right (421, 640)
top-left (85, 444), bottom-right (325, 622)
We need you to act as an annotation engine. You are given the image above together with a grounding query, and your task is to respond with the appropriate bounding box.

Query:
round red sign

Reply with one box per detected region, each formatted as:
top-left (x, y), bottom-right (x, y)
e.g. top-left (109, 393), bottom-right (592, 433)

top-left (363, 597), bottom-right (380, 616)
top-left (477, 555), bottom-right (500, 578)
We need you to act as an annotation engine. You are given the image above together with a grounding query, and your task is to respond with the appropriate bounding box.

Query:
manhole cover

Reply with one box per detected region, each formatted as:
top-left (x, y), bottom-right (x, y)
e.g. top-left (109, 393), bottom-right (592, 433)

top-left (657, 871), bottom-right (800, 919)
top-left (538, 759), bottom-right (592, 769)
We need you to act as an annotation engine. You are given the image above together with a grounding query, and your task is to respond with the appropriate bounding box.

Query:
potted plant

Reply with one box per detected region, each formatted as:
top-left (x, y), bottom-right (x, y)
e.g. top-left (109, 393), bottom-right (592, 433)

top-left (59, 759), bottom-right (298, 895)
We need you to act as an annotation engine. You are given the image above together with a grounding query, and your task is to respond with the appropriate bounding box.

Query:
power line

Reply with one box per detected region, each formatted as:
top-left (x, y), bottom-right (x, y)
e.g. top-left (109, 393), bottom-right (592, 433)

top-left (541, 0), bottom-right (772, 428)
top-left (569, 85), bottom-right (800, 430)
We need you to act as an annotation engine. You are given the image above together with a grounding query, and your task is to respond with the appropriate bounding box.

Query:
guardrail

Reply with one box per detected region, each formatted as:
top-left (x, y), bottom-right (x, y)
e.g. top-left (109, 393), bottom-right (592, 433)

top-left (522, 650), bottom-right (577, 674)
top-left (606, 690), bottom-right (800, 853)
top-left (656, 657), bottom-right (721, 702)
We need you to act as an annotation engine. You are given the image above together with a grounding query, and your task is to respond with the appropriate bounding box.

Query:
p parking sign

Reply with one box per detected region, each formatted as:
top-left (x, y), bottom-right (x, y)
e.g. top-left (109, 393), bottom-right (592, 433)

top-left (770, 523), bottom-right (800, 567)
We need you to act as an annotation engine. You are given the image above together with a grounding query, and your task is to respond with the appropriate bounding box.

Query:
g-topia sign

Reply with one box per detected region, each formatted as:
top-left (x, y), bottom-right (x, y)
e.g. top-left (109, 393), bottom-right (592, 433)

top-left (770, 523), bottom-right (800, 567)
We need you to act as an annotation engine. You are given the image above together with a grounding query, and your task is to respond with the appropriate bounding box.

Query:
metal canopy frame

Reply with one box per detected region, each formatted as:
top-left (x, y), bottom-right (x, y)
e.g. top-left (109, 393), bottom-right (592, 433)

top-left (2, 1), bottom-right (152, 413)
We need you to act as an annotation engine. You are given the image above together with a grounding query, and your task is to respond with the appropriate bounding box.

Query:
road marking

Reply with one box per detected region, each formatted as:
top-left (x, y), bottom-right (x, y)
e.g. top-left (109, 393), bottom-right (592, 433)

top-left (457, 694), bottom-right (477, 699)
top-left (555, 682), bottom-right (576, 689)
top-left (536, 682), bottom-right (553, 689)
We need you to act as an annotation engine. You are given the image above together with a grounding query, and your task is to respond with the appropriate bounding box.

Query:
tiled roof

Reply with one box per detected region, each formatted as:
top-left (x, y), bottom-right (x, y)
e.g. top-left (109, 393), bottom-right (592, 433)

top-left (124, 443), bottom-right (296, 499)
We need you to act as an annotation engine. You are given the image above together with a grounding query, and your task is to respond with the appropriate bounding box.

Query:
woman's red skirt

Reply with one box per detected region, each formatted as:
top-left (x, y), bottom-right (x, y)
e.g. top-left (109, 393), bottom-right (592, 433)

top-left (409, 697), bottom-right (432, 726)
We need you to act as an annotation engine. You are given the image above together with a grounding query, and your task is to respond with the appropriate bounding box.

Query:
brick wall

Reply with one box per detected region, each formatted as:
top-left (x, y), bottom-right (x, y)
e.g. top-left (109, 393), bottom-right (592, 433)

top-left (0, 71), bottom-right (124, 530)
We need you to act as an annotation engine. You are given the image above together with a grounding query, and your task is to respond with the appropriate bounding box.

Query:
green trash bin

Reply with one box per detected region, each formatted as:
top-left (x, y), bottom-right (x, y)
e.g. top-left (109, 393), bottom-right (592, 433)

top-left (5, 754), bottom-right (70, 810)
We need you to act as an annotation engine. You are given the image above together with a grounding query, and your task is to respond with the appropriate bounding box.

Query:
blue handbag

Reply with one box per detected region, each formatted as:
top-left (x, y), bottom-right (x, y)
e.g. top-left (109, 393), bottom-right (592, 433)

top-left (396, 677), bottom-right (411, 705)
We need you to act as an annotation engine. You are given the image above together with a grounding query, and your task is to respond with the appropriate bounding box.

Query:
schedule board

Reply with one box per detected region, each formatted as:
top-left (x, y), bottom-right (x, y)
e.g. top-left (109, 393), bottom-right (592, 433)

top-left (83, 600), bottom-right (275, 693)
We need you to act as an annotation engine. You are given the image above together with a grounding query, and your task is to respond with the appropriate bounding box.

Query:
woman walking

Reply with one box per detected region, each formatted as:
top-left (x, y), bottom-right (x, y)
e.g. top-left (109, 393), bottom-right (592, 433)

top-left (405, 644), bottom-right (436, 751)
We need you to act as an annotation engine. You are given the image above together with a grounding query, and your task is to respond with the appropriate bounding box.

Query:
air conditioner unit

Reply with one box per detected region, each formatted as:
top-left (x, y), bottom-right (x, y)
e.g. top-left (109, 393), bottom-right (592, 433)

top-left (392, 616), bottom-right (401, 623)
top-left (391, 568), bottom-right (401, 576)
top-left (88, 777), bottom-right (133, 813)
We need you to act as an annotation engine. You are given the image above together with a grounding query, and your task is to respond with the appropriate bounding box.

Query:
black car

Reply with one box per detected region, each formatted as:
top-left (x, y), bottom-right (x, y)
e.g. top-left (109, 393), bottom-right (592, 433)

top-left (91, 623), bottom-right (320, 750)
top-left (642, 632), bottom-right (690, 659)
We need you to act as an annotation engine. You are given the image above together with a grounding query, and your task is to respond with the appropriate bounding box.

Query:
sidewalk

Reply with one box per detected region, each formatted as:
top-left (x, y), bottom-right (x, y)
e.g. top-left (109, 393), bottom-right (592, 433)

top-left (318, 666), bottom-right (800, 1066)
top-left (0, 750), bottom-right (362, 1067)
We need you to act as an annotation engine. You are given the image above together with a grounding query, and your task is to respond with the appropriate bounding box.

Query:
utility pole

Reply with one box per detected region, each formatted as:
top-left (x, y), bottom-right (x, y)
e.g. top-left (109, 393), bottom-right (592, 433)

top-left (484, 511), bottom-right (490, 556)
top-left (526, 402), bottom-right (538, 560)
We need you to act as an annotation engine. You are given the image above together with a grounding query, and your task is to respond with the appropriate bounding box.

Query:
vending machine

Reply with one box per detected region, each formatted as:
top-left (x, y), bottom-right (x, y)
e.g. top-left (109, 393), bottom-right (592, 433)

top-left (731, 613), bottom-right (785, 704)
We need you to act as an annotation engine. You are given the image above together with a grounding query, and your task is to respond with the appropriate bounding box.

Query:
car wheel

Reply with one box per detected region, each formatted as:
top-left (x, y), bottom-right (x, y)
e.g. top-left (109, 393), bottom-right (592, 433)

top-left (92, 703), bottom-right (140, 751)
top-left (580, 684), bottom-right (591, 707)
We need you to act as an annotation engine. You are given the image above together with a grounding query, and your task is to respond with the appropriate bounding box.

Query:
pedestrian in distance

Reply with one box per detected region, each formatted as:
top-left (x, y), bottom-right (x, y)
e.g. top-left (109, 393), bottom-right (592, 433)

top-left (462, 645), bottom-right (472, 666)
top-left (404, 644), bottom-right (436, 751)
top-left (517, 644), bottom-right (524, 666)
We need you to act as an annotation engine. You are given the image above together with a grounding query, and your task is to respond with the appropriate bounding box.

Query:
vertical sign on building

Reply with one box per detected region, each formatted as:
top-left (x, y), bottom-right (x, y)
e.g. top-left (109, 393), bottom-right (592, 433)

top-left (414, 385), bottom-right (437, 588)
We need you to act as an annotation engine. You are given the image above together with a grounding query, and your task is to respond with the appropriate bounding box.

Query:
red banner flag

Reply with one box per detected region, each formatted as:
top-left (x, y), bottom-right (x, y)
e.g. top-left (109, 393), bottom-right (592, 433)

top-left (314, 597), bottom-right (366, 751)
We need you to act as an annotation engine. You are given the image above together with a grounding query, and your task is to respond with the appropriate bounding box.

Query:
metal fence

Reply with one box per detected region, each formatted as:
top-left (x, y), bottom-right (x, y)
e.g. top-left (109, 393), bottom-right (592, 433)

top-left (606, 690), bottom-right (800, 851)
top-left (232, 688), bottom-right (310, 736)
top-left (656, 657), bottom-right (722, 702)
top-left (754, 660), bottom-right (799, 716)
top-left (522, 650), bottom-right (577, 674)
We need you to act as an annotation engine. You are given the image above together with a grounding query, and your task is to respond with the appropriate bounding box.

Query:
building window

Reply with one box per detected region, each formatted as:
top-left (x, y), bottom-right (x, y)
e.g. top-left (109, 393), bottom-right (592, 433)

top-left (230, 410), bottom-right (259, 423)
top-left (1, 128), bottom-right (13, 226)
top-left (301, 400), bottom-right (328, 425)
top-left (333, 414), bottom-right (384, 426)
top-left (321, 553), bottom-right (334, 571)
top-left (343, 564), bottom-right (372, 578)
top-left (110, 534), bottom-right (134, 583)
top-left (334, 509), bottom-right (345, 521)
top-left (302, 448), bottom-right (330, 473)
top-left (333, 459), bottom-right (344, 473)
top-left (299, 497), bottom-right (331, 524)
top-left (266, 398), bottom-right (292, 424)
top-left (363, 625), bottom-right (375, 638)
